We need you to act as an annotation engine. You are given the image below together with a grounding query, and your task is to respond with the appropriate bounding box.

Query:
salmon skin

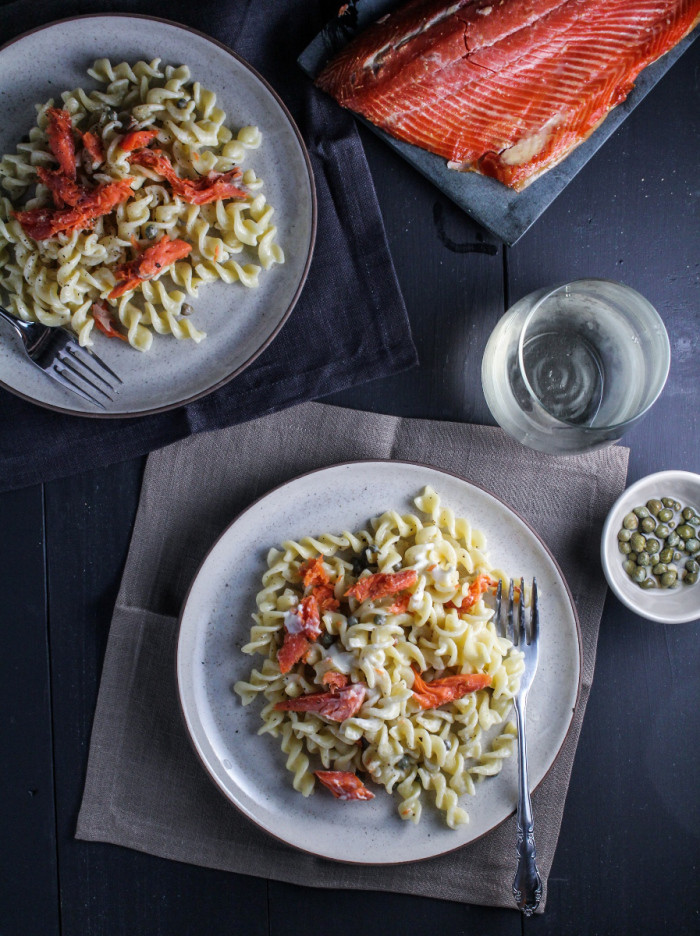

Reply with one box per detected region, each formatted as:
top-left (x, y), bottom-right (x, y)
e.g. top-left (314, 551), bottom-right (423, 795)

top-left (316, 0), bottom-right (700, 190)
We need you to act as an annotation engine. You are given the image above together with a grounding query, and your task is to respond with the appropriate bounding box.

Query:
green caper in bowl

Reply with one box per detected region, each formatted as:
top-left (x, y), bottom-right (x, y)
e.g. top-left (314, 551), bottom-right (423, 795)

top-left (616, 495), bottom-right (700, 592)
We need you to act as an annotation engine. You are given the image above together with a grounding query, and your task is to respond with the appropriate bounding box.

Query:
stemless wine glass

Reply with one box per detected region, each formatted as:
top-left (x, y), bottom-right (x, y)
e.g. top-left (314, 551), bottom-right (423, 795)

top-left (481, 279), bottom-right (670, 455)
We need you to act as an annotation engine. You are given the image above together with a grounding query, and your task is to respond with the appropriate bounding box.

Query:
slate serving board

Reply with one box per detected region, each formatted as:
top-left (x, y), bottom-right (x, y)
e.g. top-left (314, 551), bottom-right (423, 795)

top-left (298, 0), bottom-right (700, 244)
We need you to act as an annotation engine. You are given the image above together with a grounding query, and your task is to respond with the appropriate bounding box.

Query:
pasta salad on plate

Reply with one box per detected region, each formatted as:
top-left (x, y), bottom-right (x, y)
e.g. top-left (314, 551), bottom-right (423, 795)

top-left (0, 58), bottom-right (284, 352)
top-left (234, 486), bottom-right (526, 829)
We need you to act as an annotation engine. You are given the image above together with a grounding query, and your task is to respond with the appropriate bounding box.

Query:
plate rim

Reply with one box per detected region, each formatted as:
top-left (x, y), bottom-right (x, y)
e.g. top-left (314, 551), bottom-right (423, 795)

top-left (176, 457), bottom-right (584, 865)
top-left (0, 12), bottom-right (317, 419)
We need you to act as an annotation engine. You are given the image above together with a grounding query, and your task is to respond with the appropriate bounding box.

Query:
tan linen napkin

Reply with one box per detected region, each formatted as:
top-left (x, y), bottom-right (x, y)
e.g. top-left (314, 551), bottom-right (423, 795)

top-left (76, 401), bottom-right (629, 911)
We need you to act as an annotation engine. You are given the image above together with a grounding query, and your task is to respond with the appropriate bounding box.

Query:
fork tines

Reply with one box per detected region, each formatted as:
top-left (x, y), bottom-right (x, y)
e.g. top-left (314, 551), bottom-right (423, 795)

top-left (53, 344), bottom-right (122, 409)
top-left (494, 577), bottom-right (538, 646)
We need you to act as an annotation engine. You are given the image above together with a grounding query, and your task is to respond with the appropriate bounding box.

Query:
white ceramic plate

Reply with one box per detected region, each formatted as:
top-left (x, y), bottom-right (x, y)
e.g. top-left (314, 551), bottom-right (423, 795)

top-left (0, 15), bottom-right (316, 417)
top-left (601, 470), bottom-right (700, 624)
top-left (177, 461), bottom-right (581, 863)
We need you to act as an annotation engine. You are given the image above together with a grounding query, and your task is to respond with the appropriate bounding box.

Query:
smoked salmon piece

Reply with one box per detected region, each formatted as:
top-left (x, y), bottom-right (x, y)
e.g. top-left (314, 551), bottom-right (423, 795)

top-left (36, 167), bottom-right (86, 208)
top-left (277, 632), bottom-right (311, 674)
top-left (91, 302), bottom-right (128, 341)
top-left (315, 771), bottom-right (375, 801)
top-left (119, 128), bottom-right (159, 152)
top-left (411, 666), bottom-right (491, 709)
top-left (321, 671), bottom-right (349, 691)
top-left (345, 570), bottom-right (417, 603)
top-left (317, 0), bottom-right (700, 190)
top-left (13, 178), bottom-right (133, 240)
top-left (299, 557), bottom-right (330, 589)
top-left (299, 558), bottom-right (340, 611)
top-left (80, 131), bottom-right (105, 167)
top-left (128, 148), bottom-right (247, 204)
top-left (446, 574), bottom-right (495, 613)
top-left (108, 234), bottom-right (192, 299)
top-left (45, 107), bottom-right (76, 179)
top-left (274, 683), bottom-right (366, 721)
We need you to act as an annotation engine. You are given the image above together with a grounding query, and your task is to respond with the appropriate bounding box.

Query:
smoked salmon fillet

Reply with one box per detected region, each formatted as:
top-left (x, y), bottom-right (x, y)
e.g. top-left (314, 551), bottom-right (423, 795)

top-left (316, 0), bottom-right (700, 190)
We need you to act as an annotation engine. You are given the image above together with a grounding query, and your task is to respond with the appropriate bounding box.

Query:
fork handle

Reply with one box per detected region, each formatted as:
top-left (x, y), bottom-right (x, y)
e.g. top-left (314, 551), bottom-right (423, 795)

top-left (512, 693), bottom-right (543, 916)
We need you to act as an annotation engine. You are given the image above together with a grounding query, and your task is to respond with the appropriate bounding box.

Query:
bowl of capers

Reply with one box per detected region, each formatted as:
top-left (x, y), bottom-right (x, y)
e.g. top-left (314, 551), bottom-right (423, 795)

top-left (601, 470), bottom-right (700, 623)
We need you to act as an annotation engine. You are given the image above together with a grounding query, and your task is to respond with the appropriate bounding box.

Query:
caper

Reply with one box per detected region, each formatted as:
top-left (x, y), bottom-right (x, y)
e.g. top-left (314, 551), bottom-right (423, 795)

top-left (181, 303), bottom-right (194, 317)
top-left (652, 563), bottom-right (668, 575)
top-left (668, 521), bottom-right (676, 529)
top-left (619, 541), bottom-right (631, 555)
top-left (659, 548), bottom-right (674, 564)
top-left (630, 533), bottom-right (646, 553)
top-left (677, 524), bottom-right (694, 540)
top-left (658, 508), bottom-right (674, 523)
top-left (655, 523), bottom-right (671, 539)
top-left (144, 223), bottom-right (158, 239)
top-left (319, 632), bottom-right (335, 648)
top-left (661, 570), bottom-right (677, 588)
top-left (396, 755), bottom-right (412, 771)
top-left (645, 539), bottom-right (660, 555)
top-left (689, 516), bottom-right (700, 527)
top-left (623, 560), bottom-right (637, 575)
top-left (674, 552), bottom-right (682, 562)
top-left (618, 529), bottom-right (632, 542)
top-left (176, 97), bottom-right (189, 109)
top-left (667, 531), bottom-right (680, 547)
top-left (684, 572), bottom-right (699, 585)
top-left (686, 538), bottom-right (700, 554)
top-left (623, 513), bottom-right (639, 530)
top-left (640, 578), bottom-right (657, 590)
top-left (637, 551), bottom-right (651, 567)
top-left (629, 552), bottom-right (638, 563)
top-left (678, 540), bottom-right (686, 551)
top-left (686, 559), bottom-right (700, 574)
top-left (640, 517), bottom-right (656, 534)
top-left (632, 566), bottom-right (647, 583)
top-left (647, 499), bottom-right (663, 516)
top-left (661, 498), bottom-right (676, 509)
top-left (633, 506), bottom-right (650, 519)
top-left (649, 553), bottom-right (660, 566)
top-left (674, 502), bottom-right (682, 512)
top-left (682, 507), bottom-right (695, 521)
top-left (347, 615), bottom-right (359, 628)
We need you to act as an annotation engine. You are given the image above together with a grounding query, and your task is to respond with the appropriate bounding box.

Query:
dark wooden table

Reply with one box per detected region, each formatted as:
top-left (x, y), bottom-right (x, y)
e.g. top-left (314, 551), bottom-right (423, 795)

top-left (2, 26), bottom-right (699, 936)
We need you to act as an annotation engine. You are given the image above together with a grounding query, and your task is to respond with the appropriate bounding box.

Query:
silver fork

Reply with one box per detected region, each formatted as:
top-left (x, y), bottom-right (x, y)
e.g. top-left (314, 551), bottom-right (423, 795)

top-left (0, 305), bottom-right (121, 409)
top-left (495, 577), bottom-right (542, 916)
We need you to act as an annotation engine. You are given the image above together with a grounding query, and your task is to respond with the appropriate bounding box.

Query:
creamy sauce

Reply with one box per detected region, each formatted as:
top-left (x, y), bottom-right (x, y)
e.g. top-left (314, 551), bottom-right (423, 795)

top-left (283, 610), bottom-right (303, 634)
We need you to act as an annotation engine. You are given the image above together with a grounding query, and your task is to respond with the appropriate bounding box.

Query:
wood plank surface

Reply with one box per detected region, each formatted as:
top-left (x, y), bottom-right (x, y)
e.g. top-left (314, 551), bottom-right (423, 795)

top-left (0, 3), bottom-right (698, 935)
top-left (507, 37), bottom-right (700, 936)
top-left (42, 460), bottom-right (268, 936)
top-left (0, 485), bottom-right (60, 936)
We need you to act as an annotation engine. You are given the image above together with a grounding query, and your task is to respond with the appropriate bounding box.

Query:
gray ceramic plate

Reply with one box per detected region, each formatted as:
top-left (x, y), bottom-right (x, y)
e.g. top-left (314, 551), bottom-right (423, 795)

top-left (0, 15), bottom-right (316, 417)
top-left (298, 0), bottom-right (699, 245)
top-left (177, 461), bottom-right (581, 863)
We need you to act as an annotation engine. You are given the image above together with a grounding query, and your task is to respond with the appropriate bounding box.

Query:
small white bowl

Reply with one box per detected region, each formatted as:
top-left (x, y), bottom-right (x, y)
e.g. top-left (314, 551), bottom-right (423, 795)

top-left (601, 470), bottom-right (700, 624)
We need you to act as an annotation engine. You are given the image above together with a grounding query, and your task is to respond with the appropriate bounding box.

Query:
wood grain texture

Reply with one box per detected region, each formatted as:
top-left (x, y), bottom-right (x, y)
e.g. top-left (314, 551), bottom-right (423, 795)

top-left (509, 35), bottom-right (700, 936)
top-left (0, 3), bottom-right (698, 934)
top-left (42, 458), bottom-right (267, 936)
top-left (269, 880), bottom-right (521, 936)
top-left (0, 484), bottom-right (59, 936)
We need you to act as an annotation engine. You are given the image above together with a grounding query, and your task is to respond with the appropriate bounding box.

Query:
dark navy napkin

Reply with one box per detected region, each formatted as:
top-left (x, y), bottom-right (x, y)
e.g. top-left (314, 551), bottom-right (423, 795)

top-left (0, 0), bottom-right (417, 493)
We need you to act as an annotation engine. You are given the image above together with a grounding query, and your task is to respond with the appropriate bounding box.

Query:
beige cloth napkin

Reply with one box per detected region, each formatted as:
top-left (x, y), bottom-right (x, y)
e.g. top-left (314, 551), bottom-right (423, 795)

top-left (76, 401), bottom-right (629, 911)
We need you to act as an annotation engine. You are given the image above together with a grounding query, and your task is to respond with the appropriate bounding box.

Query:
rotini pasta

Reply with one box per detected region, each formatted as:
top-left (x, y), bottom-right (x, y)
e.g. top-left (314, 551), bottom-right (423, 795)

top-left (234, 487), bottom-right (525, 829)
top-left (0, 58), bottom-right (284, 352)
